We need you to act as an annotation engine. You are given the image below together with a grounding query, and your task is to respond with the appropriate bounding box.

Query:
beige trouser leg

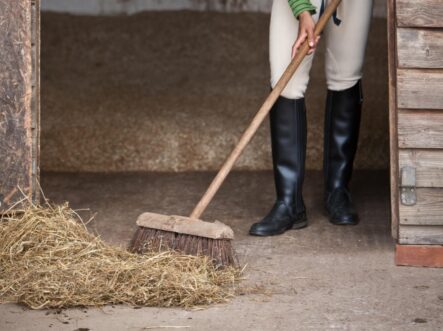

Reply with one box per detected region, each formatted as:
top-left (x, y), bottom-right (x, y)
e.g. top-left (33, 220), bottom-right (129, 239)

top-left (269, 0), bottom-right (373, 98)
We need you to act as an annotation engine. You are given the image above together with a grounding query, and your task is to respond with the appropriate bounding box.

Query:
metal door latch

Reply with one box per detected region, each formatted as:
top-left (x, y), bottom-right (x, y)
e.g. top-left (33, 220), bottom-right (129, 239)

top-left (400, 166), bottom-right (416, 206)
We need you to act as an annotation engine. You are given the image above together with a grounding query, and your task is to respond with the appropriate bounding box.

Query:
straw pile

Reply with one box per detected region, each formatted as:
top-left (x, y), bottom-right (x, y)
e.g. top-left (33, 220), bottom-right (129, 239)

top-left (0, 202), bottom-right (241, 309)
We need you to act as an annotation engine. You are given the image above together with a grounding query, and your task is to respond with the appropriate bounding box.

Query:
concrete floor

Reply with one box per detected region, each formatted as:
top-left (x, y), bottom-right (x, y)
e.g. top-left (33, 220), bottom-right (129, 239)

top-left (1, 170), bottom-right (442, 330)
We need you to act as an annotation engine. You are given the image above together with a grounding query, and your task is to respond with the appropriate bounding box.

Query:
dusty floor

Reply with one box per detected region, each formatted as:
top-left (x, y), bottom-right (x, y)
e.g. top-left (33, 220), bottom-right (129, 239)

top-left (4, 11), bottom-right (440, 330)
top-left (41, 12), bottom-right (389, 172)
top-left (1, 171), bottom-right (442, 330)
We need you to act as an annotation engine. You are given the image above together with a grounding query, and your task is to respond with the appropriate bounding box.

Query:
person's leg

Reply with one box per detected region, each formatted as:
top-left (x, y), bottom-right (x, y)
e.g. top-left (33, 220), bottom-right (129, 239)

top-left (269, 0), bottom-right (321, 100)
top-left (250, 0), bottom-right (321, 236)
top-left (323, 0), bottom-right (373, 225)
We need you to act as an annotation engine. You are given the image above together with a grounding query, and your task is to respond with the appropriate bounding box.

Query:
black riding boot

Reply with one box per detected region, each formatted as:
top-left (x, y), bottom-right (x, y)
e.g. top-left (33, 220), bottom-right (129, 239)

top-left (249, 97), bottom-right (307, 236)
top-left (323, 80), bottom-right (363, 225)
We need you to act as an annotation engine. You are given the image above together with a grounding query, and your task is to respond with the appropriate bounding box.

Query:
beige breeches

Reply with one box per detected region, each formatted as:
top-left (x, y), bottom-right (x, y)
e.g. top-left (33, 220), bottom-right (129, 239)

top-left (270, 0), bottom-right (373, 99)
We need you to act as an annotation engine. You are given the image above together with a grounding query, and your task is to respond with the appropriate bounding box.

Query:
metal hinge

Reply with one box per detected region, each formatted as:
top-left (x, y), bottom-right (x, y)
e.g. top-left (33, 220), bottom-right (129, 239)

top-left (400, 166), bottom-right (416, 206)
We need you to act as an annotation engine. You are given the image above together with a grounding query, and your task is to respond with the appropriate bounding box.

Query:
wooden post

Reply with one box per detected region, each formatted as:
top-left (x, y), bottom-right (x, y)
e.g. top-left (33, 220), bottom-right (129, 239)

top-left (0, 0), bottom-right (40, 213)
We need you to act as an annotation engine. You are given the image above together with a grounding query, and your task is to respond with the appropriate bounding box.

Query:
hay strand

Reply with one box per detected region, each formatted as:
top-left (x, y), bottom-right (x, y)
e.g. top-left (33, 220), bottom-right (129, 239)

top-left (0, 202), bottom-right (241, 309)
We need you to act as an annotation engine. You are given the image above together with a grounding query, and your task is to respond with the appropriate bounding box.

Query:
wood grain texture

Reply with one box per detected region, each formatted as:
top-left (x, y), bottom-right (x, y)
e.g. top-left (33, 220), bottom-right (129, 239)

top-left (399, 225), bottom-right (443, 244)
top-left (388, 0), bottom-right (399, 239)
top-left (0, 0), bottom-right (38, 212)
top-left (399, 188), bottom-right (443, 225)
top-left (398, 111), bottom-right (443, 148)
top-left (397, 28), bottom-right (443, 68)
top-left (396, 244), bottom-right (443, 268)
top-left (399, 149), bottom-right (443, 187)
top-left (397, 0), bottom-right (443, 28)
top-left (136, 212), bottom-right (234, 239)
top-left (397, 69), bottom-right (443, 110)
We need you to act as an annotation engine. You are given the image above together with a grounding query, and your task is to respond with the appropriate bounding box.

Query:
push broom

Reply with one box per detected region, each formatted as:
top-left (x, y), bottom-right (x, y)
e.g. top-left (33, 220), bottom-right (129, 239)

top-left (129, 0), bottom-right (342, 267)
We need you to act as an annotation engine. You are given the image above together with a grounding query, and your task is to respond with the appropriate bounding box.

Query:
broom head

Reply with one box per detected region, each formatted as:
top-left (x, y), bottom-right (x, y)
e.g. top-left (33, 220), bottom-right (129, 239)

top-left (129, 212), bottom-right (237, 267)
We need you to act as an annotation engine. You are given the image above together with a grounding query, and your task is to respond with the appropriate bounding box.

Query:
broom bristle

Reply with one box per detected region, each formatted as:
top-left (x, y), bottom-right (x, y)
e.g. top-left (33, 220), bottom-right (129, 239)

top-left (129, 227), bottom-right (237, 268)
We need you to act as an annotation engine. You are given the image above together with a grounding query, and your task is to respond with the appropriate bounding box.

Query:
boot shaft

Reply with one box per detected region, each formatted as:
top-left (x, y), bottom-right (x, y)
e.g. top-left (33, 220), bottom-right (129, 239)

top-left (270, 96), bottom-right (307, 213)
top-left (323, 81), bottom-right (363, 194)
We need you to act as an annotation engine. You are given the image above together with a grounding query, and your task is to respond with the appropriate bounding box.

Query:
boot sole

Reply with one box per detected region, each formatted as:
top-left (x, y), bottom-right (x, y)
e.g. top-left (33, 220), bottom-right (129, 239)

top-left (249, 219), bottom-right (308, 237)
top-left (323, 205), bottom-right (359, 225)
top-left (292, 219), bottom-right (308, 229)
top-left (329, 217), bottom-right (359, 225)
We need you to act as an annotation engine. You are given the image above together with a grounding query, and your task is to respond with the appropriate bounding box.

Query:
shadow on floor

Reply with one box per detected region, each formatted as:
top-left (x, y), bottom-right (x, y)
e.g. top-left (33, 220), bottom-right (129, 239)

top-left (40, 170), bottom-right (394, 256)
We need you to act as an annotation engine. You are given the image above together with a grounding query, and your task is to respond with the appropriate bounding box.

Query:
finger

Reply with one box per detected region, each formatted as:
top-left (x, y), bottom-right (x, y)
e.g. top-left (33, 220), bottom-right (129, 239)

top-left (291, 35), bottom-right (306, 57)
top-left (292, 32), bottom-right (307, 57)
top-left (294, 31), bottom-right (307, 50)
top-left (307, 28), bottom-right (315, 48)
top-left (307, 36), bottom-right (321, 54)
top-left (307, 36), bottom-right (321, 55)
top-left (292, 44), bottom-right (297, 58)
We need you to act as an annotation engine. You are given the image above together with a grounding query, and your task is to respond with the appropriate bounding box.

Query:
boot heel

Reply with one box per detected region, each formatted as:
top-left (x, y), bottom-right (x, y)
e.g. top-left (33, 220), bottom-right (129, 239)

top-left (291, 213), bottom-right (308, 229)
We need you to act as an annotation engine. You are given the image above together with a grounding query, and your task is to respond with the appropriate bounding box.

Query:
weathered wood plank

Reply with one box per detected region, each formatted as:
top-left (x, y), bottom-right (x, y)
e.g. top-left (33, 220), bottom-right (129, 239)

top-left (397, 0), bottom-right (443, 28)
top-left (396, 244), bottom-right (443, 268)
top-left (397, 28), bottom-right (443, 68)
top-left (399, 188), bottom-right (443, 225)
top-left (397, 69), bottom-right (443, 110)
top-left (388, 0), bottom-right (399, 239)
top-left (399, 149), bottom-right (443, 187)
top-left (399, 225), bottom-right (443, 245)
top-left (0, 0), bottom-right (38, 212)
top-left (398, 111), bottom-right (443, 148)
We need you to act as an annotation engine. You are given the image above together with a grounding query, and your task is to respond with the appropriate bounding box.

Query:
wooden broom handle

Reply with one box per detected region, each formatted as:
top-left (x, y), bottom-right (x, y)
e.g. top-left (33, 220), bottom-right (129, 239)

top-left (190, 0), bottom-right (342, 219)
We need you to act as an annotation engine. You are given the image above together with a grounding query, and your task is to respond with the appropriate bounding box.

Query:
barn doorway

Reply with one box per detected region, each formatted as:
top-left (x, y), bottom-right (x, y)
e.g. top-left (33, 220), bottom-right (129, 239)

top-left (40, 0), bottom-right (391, 246)
top-left (4, 0), bottom-right (443, 329)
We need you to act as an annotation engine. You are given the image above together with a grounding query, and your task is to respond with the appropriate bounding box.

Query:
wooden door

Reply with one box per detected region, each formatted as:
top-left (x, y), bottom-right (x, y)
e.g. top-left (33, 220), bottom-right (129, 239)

top-left (0, 0), bottom-right (40, 213)
top-left (389, 0), bottom-right (443, 266)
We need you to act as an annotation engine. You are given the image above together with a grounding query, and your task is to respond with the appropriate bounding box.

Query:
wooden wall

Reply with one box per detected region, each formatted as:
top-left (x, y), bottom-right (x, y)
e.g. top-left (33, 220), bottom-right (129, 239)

top-left (391, 0), bottom-right (443, 244)
top-left (0, 0), bottom-right (40, 213)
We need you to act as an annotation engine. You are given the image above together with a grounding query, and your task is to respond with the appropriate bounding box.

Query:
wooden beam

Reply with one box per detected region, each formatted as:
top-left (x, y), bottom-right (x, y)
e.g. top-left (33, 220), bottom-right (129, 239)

top-left (31, 0), bottom-right (41, 205)
top-left (388, 0), bottom-right (399, 239)
top-left (396, 244), bottom-right (443, 268)
top-left (0, 0), bottom-right (39, 213)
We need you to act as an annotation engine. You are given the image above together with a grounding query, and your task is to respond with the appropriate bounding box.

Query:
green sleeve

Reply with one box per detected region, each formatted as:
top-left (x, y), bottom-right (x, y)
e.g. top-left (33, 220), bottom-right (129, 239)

top-left (288, 0), bottom-right (317, 18)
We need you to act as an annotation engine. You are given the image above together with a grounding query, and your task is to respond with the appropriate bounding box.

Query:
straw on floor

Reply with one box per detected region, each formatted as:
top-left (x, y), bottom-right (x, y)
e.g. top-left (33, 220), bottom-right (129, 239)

top-left (0, 202), bottom-right (241, 309)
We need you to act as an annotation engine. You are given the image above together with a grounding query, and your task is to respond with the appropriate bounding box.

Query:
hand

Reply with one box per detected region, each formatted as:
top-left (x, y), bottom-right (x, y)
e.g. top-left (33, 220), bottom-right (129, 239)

top-left (292, 11), bottom-right (320, 58)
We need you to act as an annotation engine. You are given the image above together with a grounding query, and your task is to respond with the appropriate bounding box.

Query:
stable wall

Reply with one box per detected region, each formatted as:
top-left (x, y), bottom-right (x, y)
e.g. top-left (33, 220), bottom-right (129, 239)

top-left (41, 10), bottom-right (389, 172)
top-left (41, 0), bottom-right (387, 17)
